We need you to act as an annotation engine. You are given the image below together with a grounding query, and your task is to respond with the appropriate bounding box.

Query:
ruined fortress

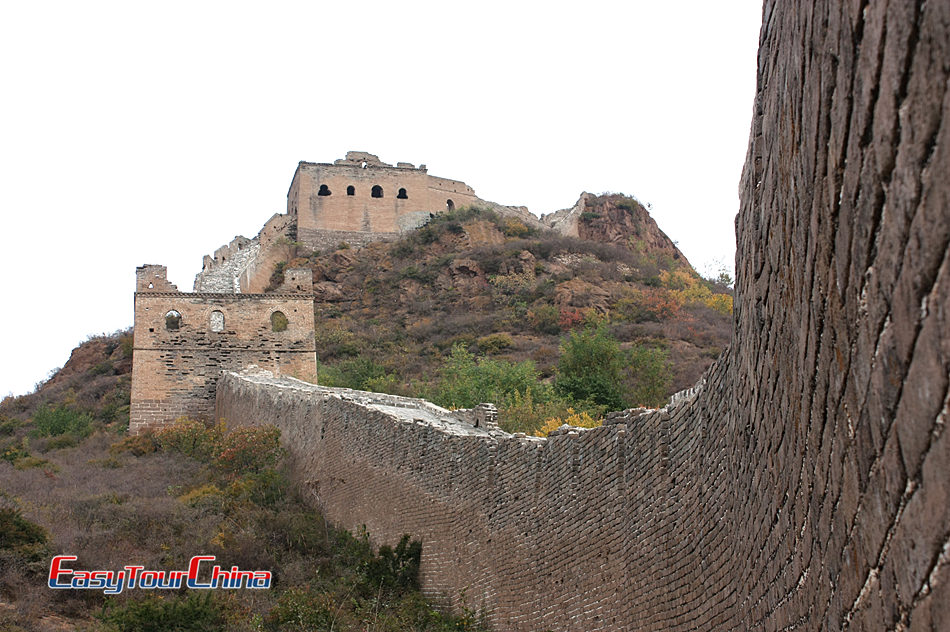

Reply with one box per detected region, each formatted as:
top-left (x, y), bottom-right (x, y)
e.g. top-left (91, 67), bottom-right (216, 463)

top-left (192, 150), bottom-right (542, 295)
top-left (132, 1), bottom-right (950, 629)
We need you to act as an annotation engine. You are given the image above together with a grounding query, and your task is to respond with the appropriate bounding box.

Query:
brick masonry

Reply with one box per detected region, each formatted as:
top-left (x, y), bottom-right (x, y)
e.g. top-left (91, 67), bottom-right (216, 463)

top-left (131, 265), bottom-right (316, 433)
top-left (214, 2), bottom-right (950, 630)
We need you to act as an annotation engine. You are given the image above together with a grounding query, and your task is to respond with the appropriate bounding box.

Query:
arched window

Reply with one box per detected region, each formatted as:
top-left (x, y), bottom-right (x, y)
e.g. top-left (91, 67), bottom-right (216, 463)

top-left (397, 188), bottom-right (408, 199)
top-left (346, 185), bottom-right (355, 196)
top-left (318, 184), bottom-right (332, 196)
top-left (210, 310), bottom-right (225, 332)
top-left (271, 311), bottom-right (288, 332)
top-left (371, 185), bottom-right (383, 198)
top-left (165, 310), bottom-right (182, 331)
top-left (446, 199), bottom-right (455, 211)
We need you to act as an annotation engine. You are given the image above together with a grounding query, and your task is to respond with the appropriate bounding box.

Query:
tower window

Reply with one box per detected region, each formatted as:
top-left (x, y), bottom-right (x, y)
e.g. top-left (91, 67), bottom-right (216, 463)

top-left (446, 199), bottom-right (455, 211)
top-left (397, 188), bottom-right (408, 199)
top-left (165, 310), bottom-right (182, 331)
top-left (346, 185), bottom-right (355, 196)
top-left (271, 311), bottom-right (288, 332)
top-left (318, 184), bottom-right (332, 196)
top-left (371, 185), bottom-right (383, 198)
top-left (210, 310), bottom-right (225, 332)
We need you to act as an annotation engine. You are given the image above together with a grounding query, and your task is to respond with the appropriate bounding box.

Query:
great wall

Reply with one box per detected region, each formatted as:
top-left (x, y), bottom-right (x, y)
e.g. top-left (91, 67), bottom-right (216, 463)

top-left (131, 1), bottom-right (950, 629)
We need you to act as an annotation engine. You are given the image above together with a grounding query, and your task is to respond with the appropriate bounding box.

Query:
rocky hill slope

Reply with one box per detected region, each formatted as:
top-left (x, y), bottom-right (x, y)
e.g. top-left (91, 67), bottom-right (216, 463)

top-left (264, 194), bottom-right (732, 429)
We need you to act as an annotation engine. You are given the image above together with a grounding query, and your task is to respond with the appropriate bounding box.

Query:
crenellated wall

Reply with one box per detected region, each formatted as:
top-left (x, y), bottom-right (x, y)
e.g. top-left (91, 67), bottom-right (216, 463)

top-left (214, 1), bottom-right (950, 629)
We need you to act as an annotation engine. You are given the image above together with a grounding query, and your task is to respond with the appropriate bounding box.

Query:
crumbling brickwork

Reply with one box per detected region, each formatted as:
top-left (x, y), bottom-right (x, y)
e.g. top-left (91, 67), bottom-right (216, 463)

top-left (131, 265), bottom-right (316, 433)
top-left (215, 1), bottom-right (950, 629)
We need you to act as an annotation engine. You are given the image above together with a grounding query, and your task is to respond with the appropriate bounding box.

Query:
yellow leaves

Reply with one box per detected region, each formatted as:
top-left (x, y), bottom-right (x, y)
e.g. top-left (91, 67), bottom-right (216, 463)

top-left (533, 408), bottom-right (603, 437)
top-left (659, 265), bottom-right (733, 315)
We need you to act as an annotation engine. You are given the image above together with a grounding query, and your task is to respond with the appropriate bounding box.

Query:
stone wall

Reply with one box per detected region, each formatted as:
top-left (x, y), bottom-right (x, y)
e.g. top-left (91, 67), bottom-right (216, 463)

top-left (215, 1), bottom-right (950, 630)
top-left (131, 265), bottom-right (316, 433)
top-left (288, 154), bottom-right (481, 247)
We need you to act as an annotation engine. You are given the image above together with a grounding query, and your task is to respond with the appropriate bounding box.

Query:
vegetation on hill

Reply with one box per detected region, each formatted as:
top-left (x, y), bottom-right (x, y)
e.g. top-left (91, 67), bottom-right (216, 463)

top-left (0, 333), bottom-right (487, 631)
top-left (0, 192), bottom-right (730, 628)
top-left (283, 197), bottom-right (732, 434)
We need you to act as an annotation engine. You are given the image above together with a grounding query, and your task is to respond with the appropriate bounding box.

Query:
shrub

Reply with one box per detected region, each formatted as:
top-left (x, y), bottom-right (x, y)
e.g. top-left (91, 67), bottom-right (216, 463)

top-left (555, 323), bottom-right (628, 410)
top-left (558, 307), bottom-right (587, 330)
top-left (98, 592), bottom-right (227, 632)
top-left (534, 408), bottom-right (603, 437)
top-left (110, 432), bottom-right (159, 456)
top-left (119, 333), bottom-right (134, 358)
top-left (475, 333), bottom-right (512, 354)
top-left (30, 405), bottom-right (94, 438)
top-left (433, 344), bottom-right (550, 410)
top-left (154, 419), bottom-right (223, 461)
top-left (528, 304), bottom-right (561, 335)
top-left (498, 390), bottom-right (597, 435)
top-left (43, 434), bottom-right (79, 451)
top-left (319, 357), bottom-right (398, 392)
top-left (214, 425), bottom-right (283, 479)
top-left (0, 507), bottom-right (48, 551)
top-left (361, 534), bottom-right (422, 594)
top-left (500, 218), bottom-right (536, 238)
top-left (266, 588), bottom-right (334, 629)
top-left (314, 324), bottom-right (362, 359)
top-left (0, 417), bottom-right (19, 436)
top-left (627, 344), bottom-right (673, 407)
top-left (90, 360), bottom-right (115, 376)
top-left (1, 438), bottom-right (30, 464)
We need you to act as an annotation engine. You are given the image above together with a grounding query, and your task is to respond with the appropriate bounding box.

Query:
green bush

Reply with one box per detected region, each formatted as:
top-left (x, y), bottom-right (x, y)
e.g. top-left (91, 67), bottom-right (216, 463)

top-left (1, 438), bottom-right (30, 464)
top-left (266, 588), bottom-right (334, 629)
top-left (433, 344), bottom-right (551, 410)
top-left (0, 417), bottom-right (19, 436)
top-left (0, 508), bottom-right (48, 551)
top-left (90, 360), bottom-right (115, 376)
top-left (98, 592), bottom-right (226, 632)
top-left (119, 333), bottom-right (134, 358)
top-left (319, 358), bottom-right (398, 392)
top-left (555, 323), bottom-right (628, 410)
top-left (498, 390), bottom-right (605, 435)
top-left (627, 344), bottom-right (673, 407)
top-left (361, 534), bottom-right (422, 594)
top-left (30, 405), bottom-right (94, 438)
top-left (528, 304), bottom-right (561, 335)
top-left (475, 333), bottom-right (513, 354)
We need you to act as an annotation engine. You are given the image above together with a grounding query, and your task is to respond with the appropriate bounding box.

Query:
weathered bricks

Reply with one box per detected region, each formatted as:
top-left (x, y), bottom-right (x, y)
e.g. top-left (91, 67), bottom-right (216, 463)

top-left (213, 2), bottom-right (950, 630)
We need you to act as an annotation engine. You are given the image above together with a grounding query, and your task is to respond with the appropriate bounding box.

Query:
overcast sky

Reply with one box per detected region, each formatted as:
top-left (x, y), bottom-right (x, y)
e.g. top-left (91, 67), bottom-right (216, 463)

top-left (0, 1), bottom-right (762, 397)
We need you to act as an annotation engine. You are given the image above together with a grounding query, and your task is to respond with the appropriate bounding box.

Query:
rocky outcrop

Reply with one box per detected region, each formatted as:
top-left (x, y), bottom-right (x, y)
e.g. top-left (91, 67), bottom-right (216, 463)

top-left (542, 192), bottom-right (690, 264)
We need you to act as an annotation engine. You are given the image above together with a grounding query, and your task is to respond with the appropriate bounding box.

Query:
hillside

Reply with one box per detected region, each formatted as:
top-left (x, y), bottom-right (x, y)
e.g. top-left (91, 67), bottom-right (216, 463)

top-left (270, 194), bottom-right (732, 430)
top-left (0, 333), bottom-right (489, 631)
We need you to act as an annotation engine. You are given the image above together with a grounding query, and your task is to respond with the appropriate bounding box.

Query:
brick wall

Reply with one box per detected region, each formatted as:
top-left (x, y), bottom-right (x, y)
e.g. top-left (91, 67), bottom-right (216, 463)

top-left (214, 2), bottom-right (950, 629)
top-left (131, 265), bottom-right (317, 433)
top-left (288, 159), bottom-right (480, 245)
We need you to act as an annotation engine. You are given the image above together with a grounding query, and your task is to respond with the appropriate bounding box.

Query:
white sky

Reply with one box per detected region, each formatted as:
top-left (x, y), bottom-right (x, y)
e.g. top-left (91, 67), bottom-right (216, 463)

top-left (0, 1), bottom-right (762, 397)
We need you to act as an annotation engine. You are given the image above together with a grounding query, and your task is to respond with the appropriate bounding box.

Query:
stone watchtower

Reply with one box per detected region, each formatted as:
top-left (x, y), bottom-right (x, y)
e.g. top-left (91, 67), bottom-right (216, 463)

top-left (288, 151), bottom-right (480, 250)
top-left (130, 265), bottom-right (316, 433)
